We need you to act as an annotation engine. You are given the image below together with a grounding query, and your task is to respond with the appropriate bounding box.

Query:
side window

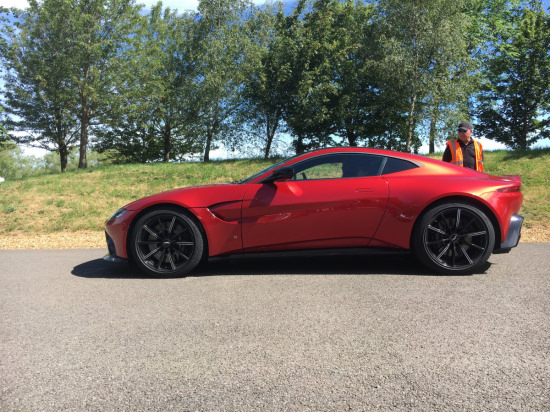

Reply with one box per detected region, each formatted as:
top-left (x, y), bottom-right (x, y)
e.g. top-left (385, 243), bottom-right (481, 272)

top-left (295, 161), bottom-right (343, 180)
top-left (381, 157), bottom-right (418, 175)
top-left (341, 154), bottom-right (384, 178)
top-left (292, 153), bottom-right (384, 180)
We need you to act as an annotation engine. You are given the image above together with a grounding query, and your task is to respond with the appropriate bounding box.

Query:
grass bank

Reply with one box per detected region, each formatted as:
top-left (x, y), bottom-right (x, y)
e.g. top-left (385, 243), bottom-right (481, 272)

top-left (0, 159), bottom-right (276, 234)
top-left (1, 150), bottom-right (548, 241)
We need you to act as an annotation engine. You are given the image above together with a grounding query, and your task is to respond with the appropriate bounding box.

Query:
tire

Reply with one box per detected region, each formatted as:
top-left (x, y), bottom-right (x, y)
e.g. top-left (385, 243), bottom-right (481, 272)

top-left (129, 209), bottom-right (205, 277)
top-left (412, 202), bottom-right (495, 275)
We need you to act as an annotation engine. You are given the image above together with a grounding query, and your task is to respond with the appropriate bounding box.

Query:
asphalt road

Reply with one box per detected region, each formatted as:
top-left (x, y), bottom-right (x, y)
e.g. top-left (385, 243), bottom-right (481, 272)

top-left (1, 244), bottom-right (549, 411)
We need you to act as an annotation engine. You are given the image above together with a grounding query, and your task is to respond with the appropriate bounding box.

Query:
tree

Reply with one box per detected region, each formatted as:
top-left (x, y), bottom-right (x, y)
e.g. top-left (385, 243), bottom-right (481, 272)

top-left (0, 141), bottom-right (43, 179)
top-left (0, 8), bottom-right (10, 143)
top-left (374, 0), bottom-right (479, 152)
top-left (1, 0), bottom-right (142, 170)
top-left (268, 0), bottom-right (336, 154)
top-left (67, 0), bottom-right (143, 168)
top-left (423, 0), bottom-right (486, 153)
top-left (309, 0), bottom-right (379, 147)
top-left (240, 2), bottom-right (287, 158)
top-left (193, 0), bottom-right (254, 161)
top-left (422, 0), bottom-right (516, 153)
top-left (95, 4), bottom-right (201, 163)
top-left (2, 1), bottom-right (80, 172)
top-left (476, 1), bottom-right (550, 149)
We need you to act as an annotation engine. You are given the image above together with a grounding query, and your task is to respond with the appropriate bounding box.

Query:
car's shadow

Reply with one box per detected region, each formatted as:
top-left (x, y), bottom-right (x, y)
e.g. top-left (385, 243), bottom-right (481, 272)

top-left (71, 250), bottom-right (491, 279)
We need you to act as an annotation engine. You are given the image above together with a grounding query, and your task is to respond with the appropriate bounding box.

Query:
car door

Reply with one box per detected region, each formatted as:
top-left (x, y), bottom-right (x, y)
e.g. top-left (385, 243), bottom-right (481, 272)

top-left (241, 153), bottom-right (390, 252)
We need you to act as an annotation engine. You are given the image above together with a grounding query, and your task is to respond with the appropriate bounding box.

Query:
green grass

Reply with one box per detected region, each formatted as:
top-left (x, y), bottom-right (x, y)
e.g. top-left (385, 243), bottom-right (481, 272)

top-left (0, 150), bottom-right (548, 235)
top-left (0, 158), bottom-right (278, 234)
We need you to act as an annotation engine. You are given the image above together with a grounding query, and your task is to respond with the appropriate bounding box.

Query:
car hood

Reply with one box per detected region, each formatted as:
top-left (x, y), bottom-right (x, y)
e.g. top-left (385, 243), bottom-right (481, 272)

top-left (123, 183), bottom-right (250, 210)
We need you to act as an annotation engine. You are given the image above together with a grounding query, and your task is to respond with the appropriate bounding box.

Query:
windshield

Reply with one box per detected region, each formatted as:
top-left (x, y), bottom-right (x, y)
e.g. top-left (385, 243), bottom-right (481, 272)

top-left (236, 154), bottom-right (301, 184)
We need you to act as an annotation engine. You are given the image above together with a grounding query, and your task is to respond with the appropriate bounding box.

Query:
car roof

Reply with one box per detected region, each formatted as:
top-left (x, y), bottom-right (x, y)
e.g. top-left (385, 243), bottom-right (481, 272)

top-left (286, 147), bottom-right (426, 165)
top-left (274, 147), bottom-right (484, 178)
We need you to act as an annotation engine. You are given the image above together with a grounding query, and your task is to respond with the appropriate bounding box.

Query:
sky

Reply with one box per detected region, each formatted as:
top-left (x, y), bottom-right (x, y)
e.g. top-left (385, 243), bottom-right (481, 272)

top-left (1, 0), bottom-right (549, 156)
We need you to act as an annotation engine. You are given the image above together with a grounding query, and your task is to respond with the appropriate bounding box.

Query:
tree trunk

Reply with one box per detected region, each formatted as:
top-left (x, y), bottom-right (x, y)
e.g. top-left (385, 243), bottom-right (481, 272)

top-left (78, 91), bottom-right (89, 169)
top-left (59, 143), bottom-right (68, 173)
top-left (347, 128), bottom-right (357, 146)
top-left (406, 92), bottom-right (416, 153)
top-left (78, 113), bottom-right (88, 169)
top-left (264, 111), bottom-right (281, 159)
top-left (429, 112), bottom-right (437, 154)
top-left (55, 109), bottom-right (69, 172)
top-left (521, 113), bottom-right (528, 150)
top-left (79, 62), bottom-right (90, 169)
top-left (204, 131), bottom-right (212, 162)
top-left (264, 134), bottom-right (273, 159)
top-left (295, 135), bottom-right (306, 154)
top-left (163, 120), bottom-right (171, 163)
top-left (264, 114), bottom-right (273, 159)
top-left (344, 118), bottom-right (357, 146)
top-left (204, 104), bottom-right (220, 162)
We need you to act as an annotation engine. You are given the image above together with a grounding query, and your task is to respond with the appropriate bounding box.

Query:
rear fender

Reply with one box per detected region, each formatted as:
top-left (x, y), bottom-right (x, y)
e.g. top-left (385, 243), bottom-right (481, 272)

top-left (409, 196), bottom-right (502, 252)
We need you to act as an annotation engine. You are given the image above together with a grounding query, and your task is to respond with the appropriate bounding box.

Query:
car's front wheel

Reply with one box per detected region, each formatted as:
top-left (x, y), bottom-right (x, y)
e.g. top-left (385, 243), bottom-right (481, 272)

top-left (129, 209), bottom-right (205, 277)
top-left (413, 202), bottom-right (495, 275)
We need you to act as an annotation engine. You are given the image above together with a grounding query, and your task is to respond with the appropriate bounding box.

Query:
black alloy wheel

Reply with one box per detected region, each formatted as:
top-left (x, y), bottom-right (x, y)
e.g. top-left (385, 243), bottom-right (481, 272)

top-left (413, 203), bottom-right (495, 275)
top-left (129, 209), bottom-right (204, 277)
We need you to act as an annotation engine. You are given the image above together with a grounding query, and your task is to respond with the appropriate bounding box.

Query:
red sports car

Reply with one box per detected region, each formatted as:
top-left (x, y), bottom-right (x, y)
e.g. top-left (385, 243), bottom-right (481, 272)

top-left (105, 147), bottom-right (523, 276)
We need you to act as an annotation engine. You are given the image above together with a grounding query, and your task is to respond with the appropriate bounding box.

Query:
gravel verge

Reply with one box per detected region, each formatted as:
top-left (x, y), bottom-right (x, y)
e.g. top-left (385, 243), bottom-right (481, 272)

top-left (0, 231), bottom-right (105, 250)
top-left (0, 226), bottom-right (547, 250)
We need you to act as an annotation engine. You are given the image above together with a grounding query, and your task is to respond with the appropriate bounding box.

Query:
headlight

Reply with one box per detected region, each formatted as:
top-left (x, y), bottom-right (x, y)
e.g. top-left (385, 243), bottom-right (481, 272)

top-left (108, 208), bottom-right (127, 222)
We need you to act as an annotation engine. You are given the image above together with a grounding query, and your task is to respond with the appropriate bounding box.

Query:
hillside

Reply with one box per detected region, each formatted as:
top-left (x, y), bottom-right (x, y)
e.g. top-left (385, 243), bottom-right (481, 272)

top-left (1, 150), bottom-right (548, 249)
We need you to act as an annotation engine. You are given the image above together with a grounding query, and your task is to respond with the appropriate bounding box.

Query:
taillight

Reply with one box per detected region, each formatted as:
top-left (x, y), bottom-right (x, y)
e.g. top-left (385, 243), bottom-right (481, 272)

top-left (497, 186), bottom-right (521, 193)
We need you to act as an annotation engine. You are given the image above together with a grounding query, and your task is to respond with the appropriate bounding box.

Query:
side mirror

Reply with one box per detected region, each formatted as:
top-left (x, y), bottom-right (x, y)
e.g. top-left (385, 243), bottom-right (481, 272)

top-left (262, 167), bottom-right (294, 183)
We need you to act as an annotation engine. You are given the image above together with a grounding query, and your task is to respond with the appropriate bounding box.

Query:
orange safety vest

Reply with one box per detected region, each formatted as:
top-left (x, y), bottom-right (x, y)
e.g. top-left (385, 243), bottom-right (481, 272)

top-left (446, 139), bottom-right (484, 172)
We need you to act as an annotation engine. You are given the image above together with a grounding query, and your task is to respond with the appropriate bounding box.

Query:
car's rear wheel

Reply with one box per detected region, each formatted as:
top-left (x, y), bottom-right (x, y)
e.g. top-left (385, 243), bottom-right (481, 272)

top-left (413, 202), bottom-right (495, 275)
top-left (129, 209), bottom-right (204, 277)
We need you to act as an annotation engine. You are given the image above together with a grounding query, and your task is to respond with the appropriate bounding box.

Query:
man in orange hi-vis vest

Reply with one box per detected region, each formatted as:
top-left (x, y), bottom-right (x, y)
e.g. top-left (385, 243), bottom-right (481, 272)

top-left (442, 121), bottom-right (484, 172)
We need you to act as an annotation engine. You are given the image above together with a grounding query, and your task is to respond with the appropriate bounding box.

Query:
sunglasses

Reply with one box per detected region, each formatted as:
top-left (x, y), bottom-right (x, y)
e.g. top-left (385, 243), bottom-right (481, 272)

top-left (458, 128), bottom-right (469, 133)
